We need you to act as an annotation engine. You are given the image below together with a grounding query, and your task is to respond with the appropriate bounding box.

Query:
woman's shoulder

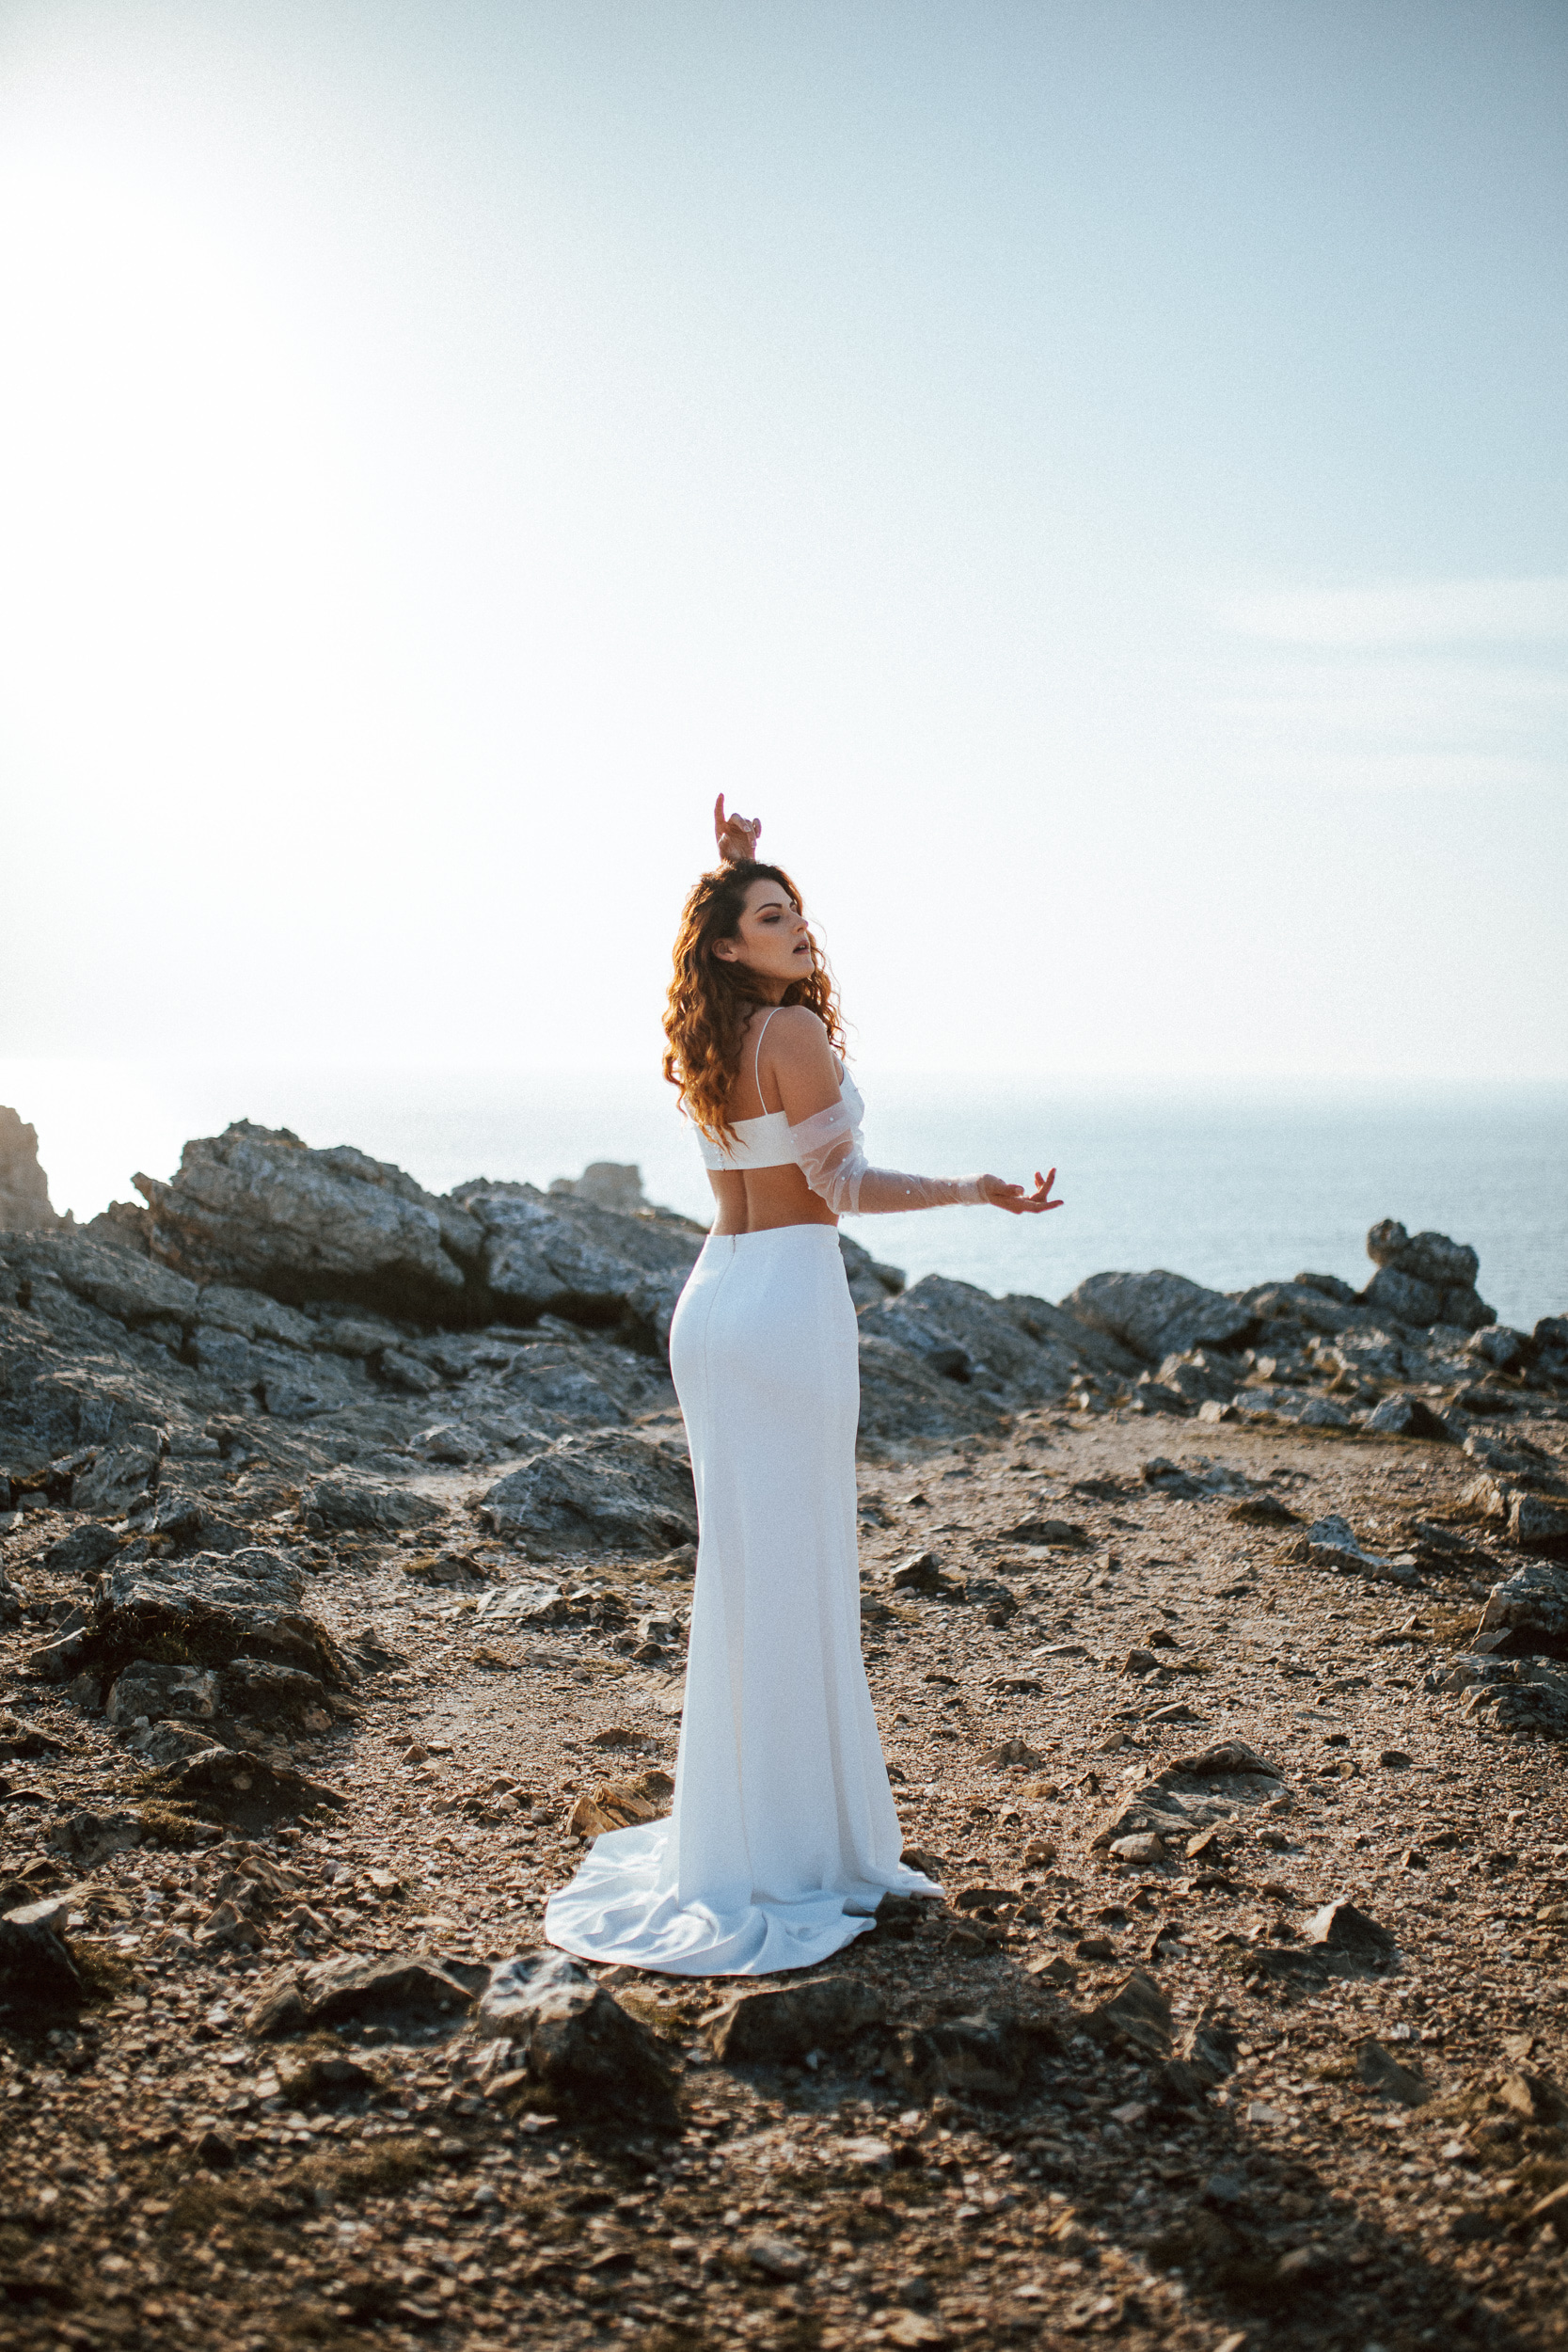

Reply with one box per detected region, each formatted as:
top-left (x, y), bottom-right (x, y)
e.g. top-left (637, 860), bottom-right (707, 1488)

top-left (763, 1004), bottom-right (832, 1058)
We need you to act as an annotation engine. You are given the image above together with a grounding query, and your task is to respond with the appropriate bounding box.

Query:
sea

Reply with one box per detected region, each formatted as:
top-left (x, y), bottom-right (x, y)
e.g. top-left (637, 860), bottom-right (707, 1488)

top-left (3, 1062), bottom-right (1564, 1337)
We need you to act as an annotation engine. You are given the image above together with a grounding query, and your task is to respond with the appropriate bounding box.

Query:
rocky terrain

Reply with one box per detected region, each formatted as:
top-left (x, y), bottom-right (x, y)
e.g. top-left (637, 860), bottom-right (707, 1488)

top-left (1, 1109), bottom-right (1566, 2352)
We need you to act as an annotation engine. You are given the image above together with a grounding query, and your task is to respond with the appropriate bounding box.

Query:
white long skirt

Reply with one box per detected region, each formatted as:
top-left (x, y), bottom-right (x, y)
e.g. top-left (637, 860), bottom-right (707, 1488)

top-left (544, 1223), bottom-right (936, 1976)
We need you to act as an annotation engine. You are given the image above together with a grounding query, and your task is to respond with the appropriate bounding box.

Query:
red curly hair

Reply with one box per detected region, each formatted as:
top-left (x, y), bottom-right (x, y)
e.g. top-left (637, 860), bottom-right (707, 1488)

top-left (663, 860), bottom-right (847, 1142)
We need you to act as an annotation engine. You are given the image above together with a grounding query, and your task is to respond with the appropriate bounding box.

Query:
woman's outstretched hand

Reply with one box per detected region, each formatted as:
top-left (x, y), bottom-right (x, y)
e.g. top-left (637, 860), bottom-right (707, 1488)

top-left (714, 793), bottom-right (761, 865)
top-left (978, 1168), bottom-right (1063, 1216)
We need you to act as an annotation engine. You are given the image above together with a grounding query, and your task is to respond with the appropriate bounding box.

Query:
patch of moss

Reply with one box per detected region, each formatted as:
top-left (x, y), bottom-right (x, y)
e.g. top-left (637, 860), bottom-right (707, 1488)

top-left (297, 2135), bottom-right (439, 2203)
top-left (133, 1801), bottom-right (206, 1849)
top-left (72, 1939), bottom-right (142, 2000)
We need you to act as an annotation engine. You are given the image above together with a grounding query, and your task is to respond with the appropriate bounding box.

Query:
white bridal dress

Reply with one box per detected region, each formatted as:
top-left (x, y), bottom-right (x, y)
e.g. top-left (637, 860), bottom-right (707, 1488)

top-left (545, 1021), bottom-right (986, 1977)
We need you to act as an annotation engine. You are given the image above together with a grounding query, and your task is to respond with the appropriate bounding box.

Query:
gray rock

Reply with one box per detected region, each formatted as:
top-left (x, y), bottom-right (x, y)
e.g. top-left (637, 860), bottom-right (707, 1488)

top-left (1363, 1265), bottom-right (1443, 1326)
top-left (1355, 2039), bottom-right (1431, 2106)
top-left (857, 1299), bottom-right (972, 1382)
top-left (705, 1976), bottom-right (883, 2063)
top-left (255, 1355), bottom-right (347, 1419)
top-left (454, 1180), bottom-right (704, 1346)
top-left (1230, 1388), bottom-right (1354, 1432)
top-left (475, 1948), bottom-right (678, 2129)
top-left (193, 1284), bottom-right (316, 1349)
top-left (1164, 1739), bottom-right (1283, 1779)
top-left (1180, 2019), bottom-right (1241, 2082)
top-left (471, 1580), bottom-right (568, 1629)
top-left (1362, 1222), bottom-right (1494, 1331)
top-left (547, 1162), bottom-right (648, 1213)
top-left (1460, 1656), bottom-right (1568, 1738)
top-left (40, 1522), bottom-right (119, 1581)
top-left (1234, 1279), bottom-right (1362, 1337)
top-left (1002, 1295), bottom-right (1144, 1380)
top-left (377, 1347), bottom-right (440, 1396)
top-left (188, 1325), bottom-right (257, 1387)
top-left (1062, 1271), bottom-right (1253, 1365)
top-left (135, 1122), bottom-right (481, 1316)
top-left (855, 1335), bottom-right (1003, 1447)
top-left (1293, 1271), bottom-right (1359, 1304)
top-left (501, 1355), bottom-right (627, 1429)
top-left (249, 1953), bottom-right (475, 2038)
top-left (1367, 1220), bottom-right (1478, 1289)
top-left (1363, 1392), bottom-right (1453, 1442)
top-left (410, 1422), bottom-right (491, 1466)
top-left (1462, 1430), bottom-right (1557, 1481)
top-left (46, 1809), bottom-right (146, 1867)
top-left (1534, 1316), bottom-right (1568, 1380)
top-left (889, 1550), bottom-right (965, 1600)
top-left (1466, 1325), bottom-right (1532, 1375)
top-left (837, 1231), bottom-right (905, 1308)
top-left (301, 1476), bottom-right (444, 1535)
top-left (1085, 1970), bottom-right (1172, 2058)
top-left (219, 1658), bottom-right (334, 1723)
top-left (105, 1661), bottom-right (220, 1727)
top-left (0, 1897), bottom-right (84, 2007)
top-left (480, 1432), bottom-right (696, 1556)
top-left (71, 1441), bottom-right (162, 1515)
top-left (1510, 1493), bottom-right (1568, 1557)
top-left (82, 1549), bottom-right (352, 1689)
top-left (862, 1274), bottom-right (1078, 1399)
top-left (158, 1744), bottom-right (347, 1820)
top-left (1156, 1350), bottom-right (1240, 1405)
top-left (898, 2010), bottom-right (1034, 2100)
top-left (0, 1108), bottom-right (62, 1232)
top-left (745, 2234), bottom-right (809, 2281)
top-left (1304, 1901), bottom-right (1397, 1962)
top-left (1479, 1561), bottom-right (1568, 1654)
top-left (23, 1234), bottom-right (198, 1330)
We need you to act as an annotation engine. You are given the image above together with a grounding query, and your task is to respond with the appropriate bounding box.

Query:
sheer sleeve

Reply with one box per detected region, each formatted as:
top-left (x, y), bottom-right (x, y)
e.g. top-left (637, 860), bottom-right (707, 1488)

top-left (788, 1100), bottom-right (987, 1215)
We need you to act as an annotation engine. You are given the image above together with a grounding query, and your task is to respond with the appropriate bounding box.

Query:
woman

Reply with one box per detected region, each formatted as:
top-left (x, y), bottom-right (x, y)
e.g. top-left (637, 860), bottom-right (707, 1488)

top-left (545, 801), bottom-right (1061, 1975)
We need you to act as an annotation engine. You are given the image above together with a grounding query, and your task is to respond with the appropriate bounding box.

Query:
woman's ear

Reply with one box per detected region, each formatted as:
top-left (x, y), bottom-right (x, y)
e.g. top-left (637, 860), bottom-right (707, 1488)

top-left (712, 937), bottom-right (738, 964)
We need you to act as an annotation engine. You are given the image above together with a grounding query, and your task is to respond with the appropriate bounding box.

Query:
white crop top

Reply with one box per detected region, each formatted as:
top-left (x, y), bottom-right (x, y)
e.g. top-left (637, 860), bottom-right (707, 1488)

top-left (691, 1009), bottom-right (986, 1216)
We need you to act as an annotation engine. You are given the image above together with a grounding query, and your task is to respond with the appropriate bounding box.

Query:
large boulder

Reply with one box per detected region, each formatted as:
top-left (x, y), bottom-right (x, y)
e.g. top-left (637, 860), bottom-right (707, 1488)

top-left (1061, 1271), bottom-right (1253, 1365)
top-left (454, 1181), bottom-right (704, 1347)
top-left (480, 1431), bottom-right (697, 1556)
top-left (0, 1109), bottom-right (61, 1232)
top-left (1362, 1221), bottom-right (1495, 1331)
top-left (854, 1335), bottom-right (1006, 1447)
top-left (859, 1274), bottom-right (1080, 1399)
top-left (135, 1122), bottom-right (483, 1318)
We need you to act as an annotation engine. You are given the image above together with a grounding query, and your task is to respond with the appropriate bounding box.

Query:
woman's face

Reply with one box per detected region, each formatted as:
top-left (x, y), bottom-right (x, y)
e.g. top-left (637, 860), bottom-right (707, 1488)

top-left (713, 879), bottom-right (814, 983)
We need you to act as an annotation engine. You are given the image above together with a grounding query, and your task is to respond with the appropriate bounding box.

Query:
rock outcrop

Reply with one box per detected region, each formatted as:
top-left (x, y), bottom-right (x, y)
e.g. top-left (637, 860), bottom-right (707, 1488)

top-left (134, 1123), bottom-right (483, 1317)
top-left (1364, 1219), bottom-right (1496, 1331)
top-left (0, 1107), bottom-right (63, 1232)
top-left (3, 1106), bottom-right (1564, 1601)
top-left (1061, 1271), bottom-right (1254, 1364)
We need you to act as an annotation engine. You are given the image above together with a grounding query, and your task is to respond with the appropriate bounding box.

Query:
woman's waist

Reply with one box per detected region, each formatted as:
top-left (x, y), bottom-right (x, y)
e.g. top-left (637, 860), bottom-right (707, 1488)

top-left (698, 1220), bottom-right (844, 1253)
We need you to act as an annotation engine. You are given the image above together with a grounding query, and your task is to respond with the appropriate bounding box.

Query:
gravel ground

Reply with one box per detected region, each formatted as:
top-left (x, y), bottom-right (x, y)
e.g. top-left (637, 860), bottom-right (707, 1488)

top-left (1, 1400), bottom-right (1565, 2352)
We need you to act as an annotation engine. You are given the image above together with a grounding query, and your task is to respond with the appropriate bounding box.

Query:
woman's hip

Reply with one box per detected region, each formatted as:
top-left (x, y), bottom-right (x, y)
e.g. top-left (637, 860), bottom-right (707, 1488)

top-left (670, 1225), bottom-right (857, 1400)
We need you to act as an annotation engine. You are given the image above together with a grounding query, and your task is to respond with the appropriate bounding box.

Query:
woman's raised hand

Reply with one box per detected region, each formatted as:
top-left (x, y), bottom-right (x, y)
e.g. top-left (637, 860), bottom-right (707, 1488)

top-left (978, 1168), bottom-right (1063, 1216)
top-left (714, 793), bottom-right (762, 866)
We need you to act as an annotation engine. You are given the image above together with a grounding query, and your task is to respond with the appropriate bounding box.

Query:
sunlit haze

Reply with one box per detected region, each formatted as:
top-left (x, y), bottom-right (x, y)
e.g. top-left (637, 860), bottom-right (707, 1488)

top-left (2, 1), bottom-right (1564, 1083)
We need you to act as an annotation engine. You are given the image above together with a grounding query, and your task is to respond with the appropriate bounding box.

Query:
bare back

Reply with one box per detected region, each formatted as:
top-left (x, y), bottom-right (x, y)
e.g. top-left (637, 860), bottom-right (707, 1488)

top-left (705, 1006), bottom-right (840, 1236)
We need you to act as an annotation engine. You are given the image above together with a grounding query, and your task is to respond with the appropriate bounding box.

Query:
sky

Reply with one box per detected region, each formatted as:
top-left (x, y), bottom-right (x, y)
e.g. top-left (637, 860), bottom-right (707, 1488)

top-left (1, 0), bottom-right (1564, 1083)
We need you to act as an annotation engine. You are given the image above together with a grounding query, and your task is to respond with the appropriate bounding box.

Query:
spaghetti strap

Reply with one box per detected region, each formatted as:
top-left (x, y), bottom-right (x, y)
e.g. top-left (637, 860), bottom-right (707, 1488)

top-left (752, 1007), bottom-right (780, 1112)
